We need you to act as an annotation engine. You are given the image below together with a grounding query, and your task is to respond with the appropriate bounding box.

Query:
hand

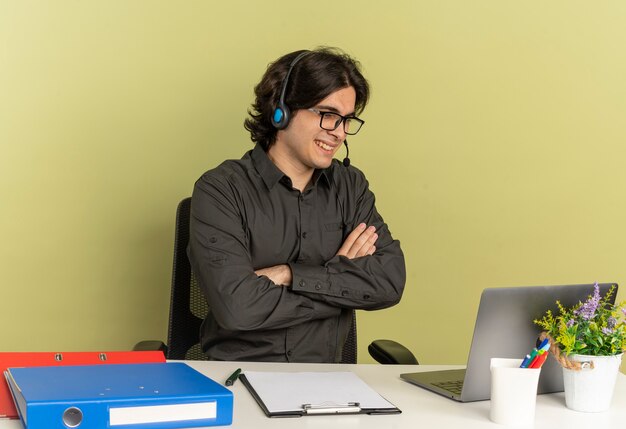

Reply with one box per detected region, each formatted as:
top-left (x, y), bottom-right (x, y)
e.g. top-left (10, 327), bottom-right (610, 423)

top-left (335, 223), bottom-right (378, 259)
top-left (255, 264), bottom-right (292, 286)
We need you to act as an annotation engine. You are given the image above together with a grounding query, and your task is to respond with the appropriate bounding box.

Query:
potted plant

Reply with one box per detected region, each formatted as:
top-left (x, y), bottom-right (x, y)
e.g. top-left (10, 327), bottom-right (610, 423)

top-left (534, 282), bottom-right (626, 412)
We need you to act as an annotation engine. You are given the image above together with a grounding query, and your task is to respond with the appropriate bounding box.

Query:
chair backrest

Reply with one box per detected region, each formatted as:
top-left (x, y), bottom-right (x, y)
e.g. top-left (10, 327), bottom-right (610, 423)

top-left (165, 197), bottom-right (358, 363)
top-left (165, 197), bottom-right (206, 360)
top-left (341, 312), bottom-right (358, 364)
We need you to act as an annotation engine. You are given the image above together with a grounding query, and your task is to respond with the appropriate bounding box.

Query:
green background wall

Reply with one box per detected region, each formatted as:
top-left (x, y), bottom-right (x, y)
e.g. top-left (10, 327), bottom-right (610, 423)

top-left (2, 1), bottom-right (625, 372)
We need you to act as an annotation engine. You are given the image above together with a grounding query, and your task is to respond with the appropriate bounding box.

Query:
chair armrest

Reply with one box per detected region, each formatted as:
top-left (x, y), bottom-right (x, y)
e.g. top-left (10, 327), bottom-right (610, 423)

top-left (368, 339), bottom-right (418, 365)
top-left (133, 340), bottom-right (168, 354)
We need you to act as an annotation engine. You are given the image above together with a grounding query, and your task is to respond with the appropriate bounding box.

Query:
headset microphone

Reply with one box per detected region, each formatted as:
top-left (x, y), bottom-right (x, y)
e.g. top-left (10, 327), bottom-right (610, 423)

top-left (342, 140), bottom-right (350, 167)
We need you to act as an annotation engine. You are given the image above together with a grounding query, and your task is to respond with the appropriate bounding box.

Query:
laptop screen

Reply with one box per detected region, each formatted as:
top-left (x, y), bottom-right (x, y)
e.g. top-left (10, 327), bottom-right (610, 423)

top-left (463, 283), bottom-right (618, 401)
top-left (401, 283), bottom-right (618, 402)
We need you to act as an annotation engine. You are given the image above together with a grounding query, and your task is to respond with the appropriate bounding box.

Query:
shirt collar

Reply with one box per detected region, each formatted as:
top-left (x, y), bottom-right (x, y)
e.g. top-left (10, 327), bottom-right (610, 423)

top-left (251, 144), bottom-right (332, 190)
top-left (314, 167), bottom-right (332, 187)
top-left (251, 144), bottom-right (284, 189)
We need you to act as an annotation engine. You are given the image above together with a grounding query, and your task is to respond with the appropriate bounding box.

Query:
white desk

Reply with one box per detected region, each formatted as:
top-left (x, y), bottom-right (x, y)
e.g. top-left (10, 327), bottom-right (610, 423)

top-left (2, 361), bottom-right (625, 428)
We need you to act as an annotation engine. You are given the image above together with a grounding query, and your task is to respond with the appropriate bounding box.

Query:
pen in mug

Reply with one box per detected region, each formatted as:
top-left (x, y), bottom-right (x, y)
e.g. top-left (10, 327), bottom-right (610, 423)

top-left (520, 339), bottom-right (551, 368)
top-left (528, 340), bottom-right (551, 366)
top-left (529, 352), bottom-right (549, 369)
top-left (527, 353), bottom-right (541, 368)
top-left (520, 354), bottom-right (532, 368)
top-left (525, 348), bottom-right (539, 365)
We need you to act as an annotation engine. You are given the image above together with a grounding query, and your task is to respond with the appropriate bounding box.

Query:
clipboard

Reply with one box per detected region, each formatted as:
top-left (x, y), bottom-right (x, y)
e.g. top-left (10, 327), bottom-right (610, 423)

top-left (239, 371), bottom-right (401, 417)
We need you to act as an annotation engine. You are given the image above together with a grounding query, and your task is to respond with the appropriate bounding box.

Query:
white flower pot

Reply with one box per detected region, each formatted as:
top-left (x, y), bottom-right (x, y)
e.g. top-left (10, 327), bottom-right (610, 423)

top-left (562, 353), bottom-right (623, 412)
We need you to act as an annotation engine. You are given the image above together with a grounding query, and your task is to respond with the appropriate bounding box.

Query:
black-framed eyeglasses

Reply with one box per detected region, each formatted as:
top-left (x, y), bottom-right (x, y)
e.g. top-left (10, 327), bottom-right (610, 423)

top-left (308, 108), bottom-right (365, 135)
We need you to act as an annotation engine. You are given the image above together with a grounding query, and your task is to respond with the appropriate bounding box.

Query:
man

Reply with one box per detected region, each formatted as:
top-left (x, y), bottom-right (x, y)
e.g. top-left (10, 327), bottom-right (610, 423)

top-left (189, 47), bottom-right (406, 362)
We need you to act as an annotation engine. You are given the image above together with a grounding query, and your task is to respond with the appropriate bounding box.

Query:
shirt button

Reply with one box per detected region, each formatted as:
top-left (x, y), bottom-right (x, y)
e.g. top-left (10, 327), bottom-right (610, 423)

top-left (341, 290), bottom-right (349, 297)
top-left (299, 280), bottom-right (306, 287)
top-left (209, 236), bottom-right (217, 243)
top-left (301, 231), bottom-right (307, 239)
top-left (287, 350), bottom-right (292, 357)
top-left (363, 294), bottom-right (371, 300)
top-left (299, 195), bottom-right (304, 201)
top-left (315, 283), bottom-right (322, 290)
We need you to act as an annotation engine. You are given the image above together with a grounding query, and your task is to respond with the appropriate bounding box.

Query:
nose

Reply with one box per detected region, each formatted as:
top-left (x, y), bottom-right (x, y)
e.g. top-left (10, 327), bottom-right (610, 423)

top-left (327, 120), bottom-right (347, 141)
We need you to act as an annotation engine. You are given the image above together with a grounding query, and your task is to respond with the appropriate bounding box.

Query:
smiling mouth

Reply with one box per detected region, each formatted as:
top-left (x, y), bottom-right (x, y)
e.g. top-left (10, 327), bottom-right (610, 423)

top-left (315, 140), bottom-right (335, 153)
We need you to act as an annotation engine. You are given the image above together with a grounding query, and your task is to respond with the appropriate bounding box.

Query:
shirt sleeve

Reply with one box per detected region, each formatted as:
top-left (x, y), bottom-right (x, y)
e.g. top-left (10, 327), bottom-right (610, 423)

top-left (188, 173), bottom-right (341, 332)
top-left (288, 167), bottom-right (406, 310)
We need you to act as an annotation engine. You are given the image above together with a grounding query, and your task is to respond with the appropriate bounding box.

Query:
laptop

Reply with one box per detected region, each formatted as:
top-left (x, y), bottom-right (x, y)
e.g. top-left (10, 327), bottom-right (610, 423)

top-left (400, 283), bottom-right (618, 402)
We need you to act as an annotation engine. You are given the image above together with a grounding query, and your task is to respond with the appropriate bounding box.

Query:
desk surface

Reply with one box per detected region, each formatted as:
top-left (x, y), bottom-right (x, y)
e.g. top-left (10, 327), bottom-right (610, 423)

top-left (2, 361), bottom-right (625, 428)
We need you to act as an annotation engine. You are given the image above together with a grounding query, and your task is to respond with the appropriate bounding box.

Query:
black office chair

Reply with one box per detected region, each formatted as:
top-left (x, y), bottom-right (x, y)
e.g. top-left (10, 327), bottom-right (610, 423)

top-left (135, 197), bottom-right (417, 364)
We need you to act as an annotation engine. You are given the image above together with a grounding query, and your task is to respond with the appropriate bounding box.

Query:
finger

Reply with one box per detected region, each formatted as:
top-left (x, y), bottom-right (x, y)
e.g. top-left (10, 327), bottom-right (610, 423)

top-left (336, 223), bottom-right (367, 257)
top-left (355, 231), bottom-right (378, 258)
top-left (350, 226), bottom-right (377, 258)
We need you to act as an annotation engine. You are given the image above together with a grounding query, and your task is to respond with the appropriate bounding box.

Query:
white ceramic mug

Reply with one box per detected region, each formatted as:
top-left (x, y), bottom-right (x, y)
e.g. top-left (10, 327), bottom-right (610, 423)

top-left (490, 358), bottom-right (541, 426)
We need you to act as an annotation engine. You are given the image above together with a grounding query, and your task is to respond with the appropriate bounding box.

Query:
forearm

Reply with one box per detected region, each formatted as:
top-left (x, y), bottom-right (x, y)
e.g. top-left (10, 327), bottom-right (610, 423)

top-left (289, 237), bottom-right (406, 310)
top-left (189, 226), bottom-right (339, 331)
top-left (255, 264), bottom-right (292, 286)
top-left (288, 165), bottom-right (407, 310)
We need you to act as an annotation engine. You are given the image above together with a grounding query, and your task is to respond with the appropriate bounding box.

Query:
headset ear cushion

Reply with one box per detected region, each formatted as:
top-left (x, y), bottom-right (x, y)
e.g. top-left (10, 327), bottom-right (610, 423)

top-left (271, 104), bottom-right (290, 129)
top-left (272, 108), bottom-right (284, 127)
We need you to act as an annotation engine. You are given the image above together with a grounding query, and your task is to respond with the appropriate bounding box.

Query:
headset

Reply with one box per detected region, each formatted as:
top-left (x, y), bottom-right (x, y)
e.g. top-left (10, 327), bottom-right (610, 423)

top-left (271, 51), bottom-right (311, 130)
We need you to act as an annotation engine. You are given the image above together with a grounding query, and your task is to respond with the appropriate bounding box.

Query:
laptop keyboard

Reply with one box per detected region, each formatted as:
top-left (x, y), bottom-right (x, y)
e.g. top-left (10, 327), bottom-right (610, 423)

top-left (433, 379), bottom-right (464, 395)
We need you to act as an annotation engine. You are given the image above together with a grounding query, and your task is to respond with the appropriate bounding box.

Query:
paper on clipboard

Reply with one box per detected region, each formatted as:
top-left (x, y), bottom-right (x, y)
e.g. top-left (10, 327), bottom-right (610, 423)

top-left (240, 371), bottom-right (400, 416)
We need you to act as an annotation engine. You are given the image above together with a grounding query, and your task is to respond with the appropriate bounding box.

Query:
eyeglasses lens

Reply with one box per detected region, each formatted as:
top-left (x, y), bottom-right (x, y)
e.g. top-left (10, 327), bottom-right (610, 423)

top-left (320, 113), bottom-right (362, 135)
